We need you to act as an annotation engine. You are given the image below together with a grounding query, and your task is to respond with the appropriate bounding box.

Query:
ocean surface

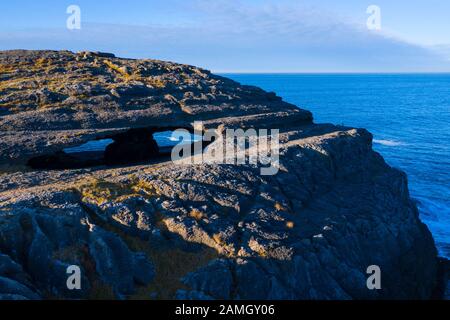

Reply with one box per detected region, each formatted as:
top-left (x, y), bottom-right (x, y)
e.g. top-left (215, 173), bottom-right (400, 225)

top-left (223, 73), bottom-right (450, 259)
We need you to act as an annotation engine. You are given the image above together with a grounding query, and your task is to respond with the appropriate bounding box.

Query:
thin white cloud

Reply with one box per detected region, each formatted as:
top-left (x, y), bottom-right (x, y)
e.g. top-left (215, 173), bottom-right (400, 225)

top-left (0, 0), bottom-right (449, 72)
top-left (430, 44), bottom-right (450, 61)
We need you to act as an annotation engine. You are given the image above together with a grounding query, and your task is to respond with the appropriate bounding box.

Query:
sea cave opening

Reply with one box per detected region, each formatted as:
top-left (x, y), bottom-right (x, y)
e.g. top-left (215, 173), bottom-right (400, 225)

top-left (27, 127), bottom-right (202, 170)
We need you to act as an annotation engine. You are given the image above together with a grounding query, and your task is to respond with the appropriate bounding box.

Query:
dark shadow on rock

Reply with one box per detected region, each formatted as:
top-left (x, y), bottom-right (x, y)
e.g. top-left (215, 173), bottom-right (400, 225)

top-left (104, 128), bottom-right (159, 166)
top-left (27, 151), bottom-right (103, 170)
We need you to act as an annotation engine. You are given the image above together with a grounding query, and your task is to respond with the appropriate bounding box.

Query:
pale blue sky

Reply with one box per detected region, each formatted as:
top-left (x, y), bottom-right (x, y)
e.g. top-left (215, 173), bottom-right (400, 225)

top-left (1, 0), bottom-right (449, 72)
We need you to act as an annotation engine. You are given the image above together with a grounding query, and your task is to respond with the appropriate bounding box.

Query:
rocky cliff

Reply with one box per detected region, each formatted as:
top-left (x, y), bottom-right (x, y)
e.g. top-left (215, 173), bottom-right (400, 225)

top-left (0, 50), bottom-right (442, 299)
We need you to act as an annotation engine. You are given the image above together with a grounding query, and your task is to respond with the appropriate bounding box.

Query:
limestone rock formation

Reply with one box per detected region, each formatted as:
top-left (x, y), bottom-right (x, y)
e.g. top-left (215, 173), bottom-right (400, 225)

top-left (0, 50), bottom-right (443, 299)
top-left (0, 50), bottom-right (311, 167)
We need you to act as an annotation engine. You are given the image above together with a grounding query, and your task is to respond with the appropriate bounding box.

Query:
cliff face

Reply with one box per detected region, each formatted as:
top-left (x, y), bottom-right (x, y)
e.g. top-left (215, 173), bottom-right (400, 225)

top-left (0, 50), bottom-right (440, 299)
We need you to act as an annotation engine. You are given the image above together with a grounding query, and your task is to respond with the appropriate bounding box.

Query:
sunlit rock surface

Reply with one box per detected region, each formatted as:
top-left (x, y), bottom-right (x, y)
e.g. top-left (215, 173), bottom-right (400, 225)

top-left (0, 50), bottom-right (441, 299)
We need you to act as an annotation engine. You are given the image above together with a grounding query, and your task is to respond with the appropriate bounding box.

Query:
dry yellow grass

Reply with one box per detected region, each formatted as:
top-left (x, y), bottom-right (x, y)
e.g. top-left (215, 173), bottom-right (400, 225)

top-left (189, 208), bottom-right (204, 221)
top-left (78, 179), bottom-right (135, 205)
top-left (0, 64), bottom-right (14, 73)
top-left (76, 176), bottom-right (162, 206)
top-left (103, 59), bottom-right (130, 78)
top-left (146, 77), bottom-right (166, 88)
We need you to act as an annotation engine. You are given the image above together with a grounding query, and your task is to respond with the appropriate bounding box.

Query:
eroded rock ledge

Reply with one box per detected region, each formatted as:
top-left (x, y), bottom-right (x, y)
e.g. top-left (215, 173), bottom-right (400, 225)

top-left (0, 50), bottom-right (442, 300)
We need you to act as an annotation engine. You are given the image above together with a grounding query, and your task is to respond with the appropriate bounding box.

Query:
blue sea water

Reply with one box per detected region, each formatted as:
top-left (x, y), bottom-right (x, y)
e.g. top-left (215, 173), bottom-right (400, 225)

top-left (224, 73), bottom-right (450, 259)
top-left (64, 131), bottom-right (199, 154)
